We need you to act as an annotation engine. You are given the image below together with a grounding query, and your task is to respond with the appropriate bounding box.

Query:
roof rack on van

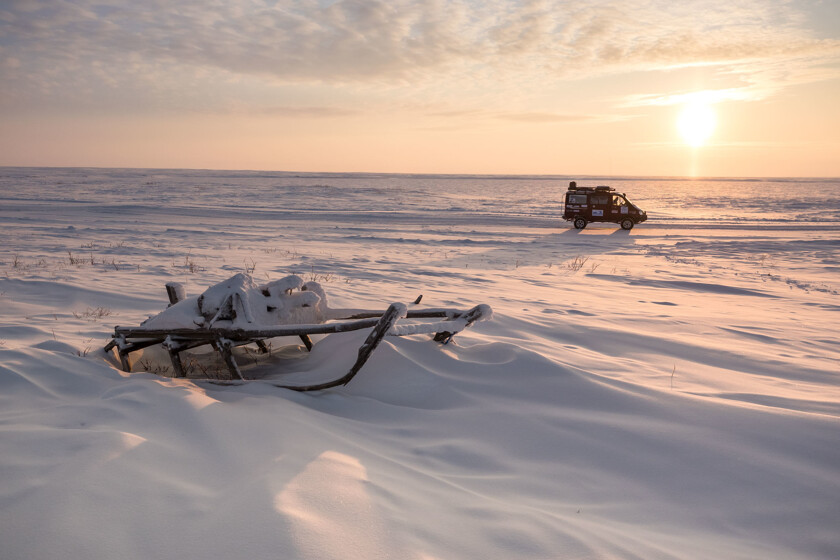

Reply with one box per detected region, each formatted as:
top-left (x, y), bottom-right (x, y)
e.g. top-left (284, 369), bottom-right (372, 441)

top-left (567, 184), bottom-right (615, 192)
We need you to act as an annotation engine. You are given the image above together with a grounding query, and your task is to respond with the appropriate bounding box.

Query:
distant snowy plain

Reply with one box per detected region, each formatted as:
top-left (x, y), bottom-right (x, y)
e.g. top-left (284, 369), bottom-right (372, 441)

top-left (1, 168), bottom-right (839, 559)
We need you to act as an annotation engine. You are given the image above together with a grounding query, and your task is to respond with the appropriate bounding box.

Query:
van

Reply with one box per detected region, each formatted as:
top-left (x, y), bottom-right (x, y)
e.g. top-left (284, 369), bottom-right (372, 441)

top-left (563, 183), bottom-right (647, 230)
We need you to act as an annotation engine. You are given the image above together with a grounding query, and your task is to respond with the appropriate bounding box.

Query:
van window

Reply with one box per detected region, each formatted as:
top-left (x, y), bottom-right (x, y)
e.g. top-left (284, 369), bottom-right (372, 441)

top-left (612, 195), bottom-right (626, 206)
top-left (568, 194), bottom-right (587, 204)
top-left (591, 195), bottom-right (609, 205)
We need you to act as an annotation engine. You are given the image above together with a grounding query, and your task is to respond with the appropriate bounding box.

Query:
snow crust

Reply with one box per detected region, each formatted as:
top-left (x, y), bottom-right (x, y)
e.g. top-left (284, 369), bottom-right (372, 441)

top-left (1, 168), bottom-right (839, 560)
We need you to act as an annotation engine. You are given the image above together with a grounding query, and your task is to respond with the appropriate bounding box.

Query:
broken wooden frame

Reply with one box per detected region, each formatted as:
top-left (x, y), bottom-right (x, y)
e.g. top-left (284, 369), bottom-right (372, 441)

top-left (104, 301), bottom-right (490, 391)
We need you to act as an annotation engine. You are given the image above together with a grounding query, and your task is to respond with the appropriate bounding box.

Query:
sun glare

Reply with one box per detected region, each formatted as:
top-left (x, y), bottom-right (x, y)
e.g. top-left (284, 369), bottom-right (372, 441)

top-left (677, 102), bottom-right (716, 147)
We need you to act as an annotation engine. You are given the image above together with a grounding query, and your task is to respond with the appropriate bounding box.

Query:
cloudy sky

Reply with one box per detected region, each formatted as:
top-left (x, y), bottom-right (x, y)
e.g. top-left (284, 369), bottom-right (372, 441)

top-left (1, 0), bottom-right (839, 176)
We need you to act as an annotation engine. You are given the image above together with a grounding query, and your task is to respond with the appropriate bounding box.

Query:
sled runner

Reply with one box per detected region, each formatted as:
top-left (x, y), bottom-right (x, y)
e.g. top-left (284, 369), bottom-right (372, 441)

top-left (104, 274), bottom-right (491, 391)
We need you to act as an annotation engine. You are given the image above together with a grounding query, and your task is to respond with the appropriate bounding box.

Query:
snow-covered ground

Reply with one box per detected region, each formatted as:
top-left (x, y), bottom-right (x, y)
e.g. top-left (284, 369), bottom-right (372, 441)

top-left (1, 168), bottom-right (839, 559)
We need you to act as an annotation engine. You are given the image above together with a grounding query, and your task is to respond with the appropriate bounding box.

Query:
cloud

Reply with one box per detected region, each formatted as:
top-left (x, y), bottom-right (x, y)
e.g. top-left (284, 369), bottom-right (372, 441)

top-left (423, 107), bottom-right (601, 125)
top-left (623, 88), bottom-right (758, 108)
top-left (1, 0), bottom-right (838, 113)
top-left (257, 105), bottom-right (360, 118)
top-left (494, 112), bottom-right (595, 123)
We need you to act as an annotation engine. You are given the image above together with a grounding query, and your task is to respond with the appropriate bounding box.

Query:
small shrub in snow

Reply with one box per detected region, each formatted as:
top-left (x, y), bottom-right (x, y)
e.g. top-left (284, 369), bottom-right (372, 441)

top-left (67, 250), bottom-right (85, 265)
top-left (565, 255), bottom-right (590, 272)
top-left (72, 306), bottom-right (113, 320)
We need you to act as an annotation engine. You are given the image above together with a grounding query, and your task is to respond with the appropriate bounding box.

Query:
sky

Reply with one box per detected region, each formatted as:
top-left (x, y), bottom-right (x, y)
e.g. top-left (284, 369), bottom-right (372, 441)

top-left (1, 0), bottom-right (839, 177)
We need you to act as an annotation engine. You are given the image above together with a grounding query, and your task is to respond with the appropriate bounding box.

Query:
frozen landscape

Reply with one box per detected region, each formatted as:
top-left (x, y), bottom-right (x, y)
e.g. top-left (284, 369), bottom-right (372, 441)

top-left (1, 167), bottom-right (839, 559)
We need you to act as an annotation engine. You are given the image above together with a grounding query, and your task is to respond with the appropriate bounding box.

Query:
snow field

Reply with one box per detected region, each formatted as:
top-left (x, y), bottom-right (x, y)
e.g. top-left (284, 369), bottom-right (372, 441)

top-left (1, 168), bottom-right (839, 559)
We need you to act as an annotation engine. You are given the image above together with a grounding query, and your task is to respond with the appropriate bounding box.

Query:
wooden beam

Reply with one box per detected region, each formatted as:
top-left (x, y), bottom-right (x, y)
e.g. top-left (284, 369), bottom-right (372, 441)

top-left (213, 337), bottom-right (244, 381)
top-left (162, 337), bottom-right (187, 378)
top-left (165, 282), bottom-right (185, 306)
top-left (299, 334), bottom-right (313, 351)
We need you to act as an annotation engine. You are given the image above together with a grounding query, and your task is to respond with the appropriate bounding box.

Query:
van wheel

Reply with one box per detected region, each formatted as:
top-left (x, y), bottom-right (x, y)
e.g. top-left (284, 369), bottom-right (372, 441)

top-left (620, 218), bottom-right (634, 230)
top-left (573, 217), bottom-right (587, 230)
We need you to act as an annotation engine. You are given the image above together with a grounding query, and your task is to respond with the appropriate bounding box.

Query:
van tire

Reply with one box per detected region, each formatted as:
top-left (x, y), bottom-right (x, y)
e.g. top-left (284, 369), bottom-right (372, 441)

top-left (620, 218), bottom-right (634, 230)
top-left (574, 217), bottom-right (587, 230)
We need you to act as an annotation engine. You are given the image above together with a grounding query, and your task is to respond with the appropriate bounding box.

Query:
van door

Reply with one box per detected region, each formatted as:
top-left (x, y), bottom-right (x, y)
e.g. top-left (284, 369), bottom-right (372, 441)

top-left (565, 192), bottom-right (589, 219)
top-left (611, 195), bottom-right (629, 219)
top-left (589, 194), bottom-right (610, 222)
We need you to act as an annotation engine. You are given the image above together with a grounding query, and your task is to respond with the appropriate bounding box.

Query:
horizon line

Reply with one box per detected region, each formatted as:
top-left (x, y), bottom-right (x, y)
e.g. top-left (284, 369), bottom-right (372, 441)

top-left (1, 164), bottom-right (838, 182)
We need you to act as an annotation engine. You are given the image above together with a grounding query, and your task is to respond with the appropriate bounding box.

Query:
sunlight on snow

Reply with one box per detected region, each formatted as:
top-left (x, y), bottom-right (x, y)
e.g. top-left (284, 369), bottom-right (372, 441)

top-left (103, 432), bottom-right (147, 463)
top-left (274, 451), bottom-right (399, 559)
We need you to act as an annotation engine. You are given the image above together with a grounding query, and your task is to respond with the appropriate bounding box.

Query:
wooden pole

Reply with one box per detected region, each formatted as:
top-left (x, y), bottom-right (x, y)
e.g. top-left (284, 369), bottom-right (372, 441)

top-left (213, 337), bottom-right (244, 381)
top-left (165, 282), bottom-right (185, 306)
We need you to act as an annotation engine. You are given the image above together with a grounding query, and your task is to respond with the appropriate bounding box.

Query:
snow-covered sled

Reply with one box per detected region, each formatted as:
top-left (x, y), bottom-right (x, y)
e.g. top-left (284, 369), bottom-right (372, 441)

top-left (104, 273), bottom-right (491, 391)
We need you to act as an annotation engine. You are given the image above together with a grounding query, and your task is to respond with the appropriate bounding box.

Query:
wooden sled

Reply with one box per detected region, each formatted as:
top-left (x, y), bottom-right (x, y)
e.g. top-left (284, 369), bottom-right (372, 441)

top-left (105, 279), bottom-right (491, 392)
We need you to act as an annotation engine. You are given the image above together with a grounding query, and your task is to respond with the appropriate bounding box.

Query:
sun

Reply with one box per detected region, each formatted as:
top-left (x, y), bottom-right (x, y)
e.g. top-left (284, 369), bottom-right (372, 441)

top-left (677, 102), bottom-right (716, 147)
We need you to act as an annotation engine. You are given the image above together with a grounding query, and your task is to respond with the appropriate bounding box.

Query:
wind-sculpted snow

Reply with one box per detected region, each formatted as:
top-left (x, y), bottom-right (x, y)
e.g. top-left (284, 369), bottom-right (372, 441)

top-left (0, 168), bottom-right (839, 559)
